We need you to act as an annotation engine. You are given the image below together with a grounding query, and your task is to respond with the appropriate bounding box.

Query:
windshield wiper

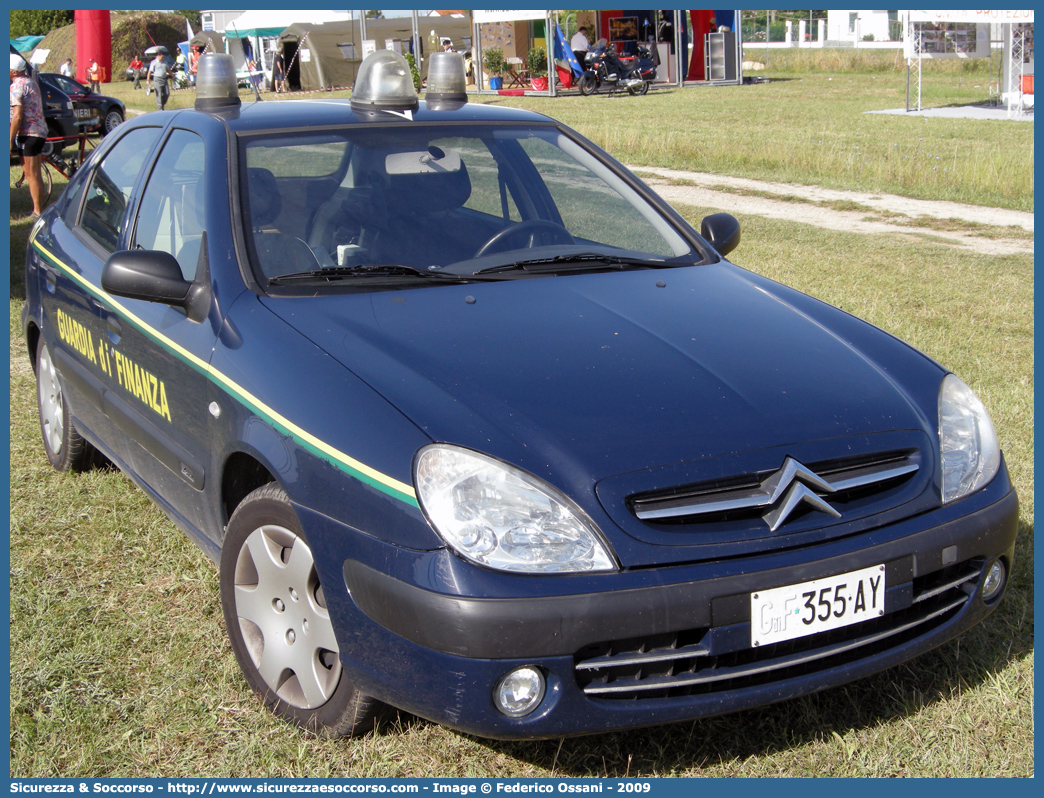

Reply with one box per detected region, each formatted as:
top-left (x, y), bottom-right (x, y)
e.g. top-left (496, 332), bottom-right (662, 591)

top-left (475, 253), bottom-right (689, 275)
top-left (267, 264), bottom-right (507, 285)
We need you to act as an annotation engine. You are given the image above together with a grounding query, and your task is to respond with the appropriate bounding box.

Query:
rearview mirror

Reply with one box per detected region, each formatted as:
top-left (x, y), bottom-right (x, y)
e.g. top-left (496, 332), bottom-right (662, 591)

top-left (103, 250), bottom-right (190, 303)
top-left (102, 249), bottom-right (208, 321)
top-left (700, 213), bottom-right (741, 257)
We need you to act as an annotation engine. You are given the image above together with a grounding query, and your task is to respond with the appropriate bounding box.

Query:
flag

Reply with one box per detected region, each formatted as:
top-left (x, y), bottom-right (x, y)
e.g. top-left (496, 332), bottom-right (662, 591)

top-left (552, 23), bottom-right (583, 76)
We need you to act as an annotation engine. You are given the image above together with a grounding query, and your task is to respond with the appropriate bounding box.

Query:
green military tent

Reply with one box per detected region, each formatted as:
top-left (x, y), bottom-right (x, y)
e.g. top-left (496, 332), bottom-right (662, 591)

top-left (279, 15), bottom-right (473, 90)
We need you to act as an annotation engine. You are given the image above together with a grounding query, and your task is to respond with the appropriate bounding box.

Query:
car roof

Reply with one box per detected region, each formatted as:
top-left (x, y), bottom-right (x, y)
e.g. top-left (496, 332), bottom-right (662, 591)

top-left (188, 97), bottom-right (557, 135)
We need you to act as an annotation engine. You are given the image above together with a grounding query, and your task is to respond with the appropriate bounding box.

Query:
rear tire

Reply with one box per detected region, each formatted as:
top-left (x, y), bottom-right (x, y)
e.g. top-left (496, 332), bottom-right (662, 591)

top-left (43, 121), bottom-right (67, 156)
top-left (578, 73), bottom-right (598, 96)
top-left (103, 107), bottom-right (124, 135)
top-left (220, 483), bottom-right (385, 737)
top-left (627, 71), bottom-right (649, 96)
top-left (39, 162), bottom-right (53, 205)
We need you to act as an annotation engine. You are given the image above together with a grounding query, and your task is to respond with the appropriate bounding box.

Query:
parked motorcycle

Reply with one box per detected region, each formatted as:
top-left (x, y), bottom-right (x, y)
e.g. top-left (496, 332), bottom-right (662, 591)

top-left (578, 43), bottom-right (657, 96)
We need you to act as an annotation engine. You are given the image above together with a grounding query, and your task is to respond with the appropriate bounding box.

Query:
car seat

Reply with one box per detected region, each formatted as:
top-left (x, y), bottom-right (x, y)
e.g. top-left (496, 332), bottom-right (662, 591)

top-left (246, 167), bottom-right (320, 278)
top-left (174, 178), bottom-right (206, 281)
top-left (366, 159), bottom-right (474, 269)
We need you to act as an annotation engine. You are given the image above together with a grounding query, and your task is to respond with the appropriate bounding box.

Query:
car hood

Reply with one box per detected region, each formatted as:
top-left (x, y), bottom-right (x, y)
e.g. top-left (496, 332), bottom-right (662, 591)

top-left (262, 264), bottom-right (936, 557)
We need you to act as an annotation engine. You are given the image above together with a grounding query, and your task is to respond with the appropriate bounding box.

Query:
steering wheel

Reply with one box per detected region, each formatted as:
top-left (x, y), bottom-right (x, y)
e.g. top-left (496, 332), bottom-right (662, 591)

top-left (475, 220), bottom-right (575, 258)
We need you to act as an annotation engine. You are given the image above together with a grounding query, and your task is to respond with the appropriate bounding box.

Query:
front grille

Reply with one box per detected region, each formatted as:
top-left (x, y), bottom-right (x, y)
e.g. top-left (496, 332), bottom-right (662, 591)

top-left (630, 450), bottom-right (920, 529)
top-left (574, 559), bottom-right (983, 700)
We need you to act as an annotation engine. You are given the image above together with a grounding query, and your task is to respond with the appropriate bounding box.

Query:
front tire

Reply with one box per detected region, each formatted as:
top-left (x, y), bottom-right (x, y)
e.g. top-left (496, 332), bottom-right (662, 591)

top-left (35, 337), bottom-right (94, 471)
top-left (578, 72), bottom-right (598, 96)
top-left (220, 483), bottom-right (385, 737)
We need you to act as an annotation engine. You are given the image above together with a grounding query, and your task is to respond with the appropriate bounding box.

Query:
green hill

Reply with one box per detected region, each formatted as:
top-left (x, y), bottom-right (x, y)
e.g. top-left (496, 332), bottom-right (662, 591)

top-left (36, 11), bottom-right (192, 81)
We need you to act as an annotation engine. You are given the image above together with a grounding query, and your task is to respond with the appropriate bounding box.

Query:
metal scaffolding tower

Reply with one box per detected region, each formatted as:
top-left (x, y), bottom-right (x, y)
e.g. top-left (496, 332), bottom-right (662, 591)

top-left (906, 21), bottom-right (922, 112)
top-left (1007, 24), bottom-right (1027, 117)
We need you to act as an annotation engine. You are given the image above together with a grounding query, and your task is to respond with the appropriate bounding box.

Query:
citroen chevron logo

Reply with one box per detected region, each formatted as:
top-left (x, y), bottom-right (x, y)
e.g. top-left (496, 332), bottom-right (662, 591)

top-left (761, 457), bottom-right (841, 531)
top-left (634, 454), bottom-right (918, 526)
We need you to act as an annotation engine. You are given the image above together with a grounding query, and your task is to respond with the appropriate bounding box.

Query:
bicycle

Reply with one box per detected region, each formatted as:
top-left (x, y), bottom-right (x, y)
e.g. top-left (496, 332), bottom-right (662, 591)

top-left (12, 132), bottom-right (92, 209)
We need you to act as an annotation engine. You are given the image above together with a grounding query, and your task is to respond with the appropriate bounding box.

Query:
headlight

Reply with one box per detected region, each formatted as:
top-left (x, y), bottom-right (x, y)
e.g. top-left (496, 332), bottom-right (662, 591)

top-left (414, 444), bottom-right (617, 574)
top-left (938, 374), bottom-right (1000, 503)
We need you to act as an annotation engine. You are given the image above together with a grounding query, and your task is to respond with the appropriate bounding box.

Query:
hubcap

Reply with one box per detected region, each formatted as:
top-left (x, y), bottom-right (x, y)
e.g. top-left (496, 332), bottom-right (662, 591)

top-left (233, 524), bottom-right (341, 709)
top-left (37, 345), bottom-right (65, 455)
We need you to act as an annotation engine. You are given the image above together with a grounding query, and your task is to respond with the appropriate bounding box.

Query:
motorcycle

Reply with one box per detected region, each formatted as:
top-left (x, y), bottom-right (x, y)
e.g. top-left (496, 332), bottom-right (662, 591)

top-left (578, 43), bottom-right (657, 96)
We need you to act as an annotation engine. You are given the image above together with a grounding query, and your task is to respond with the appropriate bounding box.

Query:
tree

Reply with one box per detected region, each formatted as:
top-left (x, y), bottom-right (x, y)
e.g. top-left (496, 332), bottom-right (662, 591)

top-left (174, 10), bottom-right (203, 29)
top-left (365, 10), bottom-right (384, 19)
top-left (10, 10), bottom-right (74, 39)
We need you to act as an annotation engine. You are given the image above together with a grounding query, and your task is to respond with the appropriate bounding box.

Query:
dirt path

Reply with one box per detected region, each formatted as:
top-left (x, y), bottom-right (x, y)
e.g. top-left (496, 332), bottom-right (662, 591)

top-left (631, 166), bottom-right (1034, 257)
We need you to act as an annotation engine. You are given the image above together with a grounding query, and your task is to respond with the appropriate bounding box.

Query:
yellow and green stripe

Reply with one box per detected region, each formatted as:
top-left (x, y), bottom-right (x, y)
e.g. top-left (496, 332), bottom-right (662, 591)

top-left (31, 236), bottom-right (419, 508)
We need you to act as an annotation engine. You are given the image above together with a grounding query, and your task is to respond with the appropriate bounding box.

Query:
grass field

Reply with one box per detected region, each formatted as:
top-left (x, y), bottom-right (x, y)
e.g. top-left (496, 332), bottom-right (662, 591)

top-left (491, 74), bottom-right (1033, 212)
top-left (68, 56), bottom-right (1034, 212)
top-left (8, 60), bottom-right (1034, 778)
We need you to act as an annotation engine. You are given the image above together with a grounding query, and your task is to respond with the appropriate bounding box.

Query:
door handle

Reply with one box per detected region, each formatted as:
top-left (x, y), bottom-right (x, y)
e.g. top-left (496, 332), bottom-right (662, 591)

top-left (105, 315), bottom-right (122, 344)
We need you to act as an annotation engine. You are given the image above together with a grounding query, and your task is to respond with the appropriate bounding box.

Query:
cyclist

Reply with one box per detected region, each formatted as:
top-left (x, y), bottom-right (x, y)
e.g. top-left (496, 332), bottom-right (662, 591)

top-left (10, 53), bottom-right (47, 218)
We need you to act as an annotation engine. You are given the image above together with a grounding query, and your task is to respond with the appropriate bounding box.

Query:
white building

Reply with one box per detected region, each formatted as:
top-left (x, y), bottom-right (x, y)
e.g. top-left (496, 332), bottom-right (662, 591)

top-left (200, 10), bottom-right (246, 34)
top-left (826, 10), bottom-right (896, 43)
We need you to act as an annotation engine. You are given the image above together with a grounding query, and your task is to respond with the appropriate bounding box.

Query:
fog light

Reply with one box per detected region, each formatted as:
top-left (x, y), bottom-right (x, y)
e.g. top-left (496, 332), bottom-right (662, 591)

top-left (494, 667), bottom-right (545, 718)
top-left (981, 560), bottom-right (1006, 601)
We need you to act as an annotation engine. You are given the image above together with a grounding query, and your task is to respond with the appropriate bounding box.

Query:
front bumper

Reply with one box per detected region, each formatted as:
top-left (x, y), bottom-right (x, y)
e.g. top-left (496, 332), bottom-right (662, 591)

top-left (303, 472), bottom-right (1017, 739)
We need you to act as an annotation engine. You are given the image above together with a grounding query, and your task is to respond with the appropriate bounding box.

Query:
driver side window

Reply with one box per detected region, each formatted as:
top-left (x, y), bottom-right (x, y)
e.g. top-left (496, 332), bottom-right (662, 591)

top-left (133, 130), bottom-right (207, 281)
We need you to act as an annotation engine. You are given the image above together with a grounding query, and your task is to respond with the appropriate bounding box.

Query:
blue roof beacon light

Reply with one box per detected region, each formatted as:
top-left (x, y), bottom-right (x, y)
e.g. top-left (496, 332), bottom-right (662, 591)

top-left (350, 49), bottom-right (418, 114)
top-left (194, 53), bottom-right (241, 111)
top-left (425, 51), bottom-right (468, 106)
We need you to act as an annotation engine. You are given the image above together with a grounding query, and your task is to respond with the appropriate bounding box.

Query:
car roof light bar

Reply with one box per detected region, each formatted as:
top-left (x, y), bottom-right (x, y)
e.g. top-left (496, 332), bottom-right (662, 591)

top-left (350, 49), bottom-right (419, 115)
top-left (425, 51), bottom-right (468, 105)
top-left (195, 53), bottom-right (241, 111)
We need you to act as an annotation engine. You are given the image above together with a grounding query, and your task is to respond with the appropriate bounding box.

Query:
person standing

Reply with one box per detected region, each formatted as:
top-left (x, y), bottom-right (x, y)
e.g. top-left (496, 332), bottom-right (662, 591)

top-left (10, 54), bottom-right (48, 218)
top-left (88, 60), bottom-right (101, 92)
top-left (271, 50), bottom-right (285, 93)
top-left (146, 52), bottom-right (170, 110)
top-left (189, 46), bottom-right (200, 86)
top-left (59, 58), bottom-right (73, 77)
top-left (571, 25), bottom-right (590, 65)
top-left (129, 56), bottom-right (143, 89)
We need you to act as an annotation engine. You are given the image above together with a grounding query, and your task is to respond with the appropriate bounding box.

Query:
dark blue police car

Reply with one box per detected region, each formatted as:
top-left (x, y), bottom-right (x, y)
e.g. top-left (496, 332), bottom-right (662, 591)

top-left (22, 51), bottom-right (1017, 739)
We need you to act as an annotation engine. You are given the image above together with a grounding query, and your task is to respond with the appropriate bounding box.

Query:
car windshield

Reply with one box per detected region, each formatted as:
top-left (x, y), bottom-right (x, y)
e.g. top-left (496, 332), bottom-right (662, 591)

top-left (238, 123), bottom-right (706, 287)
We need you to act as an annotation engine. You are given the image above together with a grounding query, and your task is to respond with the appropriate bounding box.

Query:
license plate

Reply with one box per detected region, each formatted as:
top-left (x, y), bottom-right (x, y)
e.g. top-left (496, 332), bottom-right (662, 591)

top-left (751, 564), bottom-right (886, 647)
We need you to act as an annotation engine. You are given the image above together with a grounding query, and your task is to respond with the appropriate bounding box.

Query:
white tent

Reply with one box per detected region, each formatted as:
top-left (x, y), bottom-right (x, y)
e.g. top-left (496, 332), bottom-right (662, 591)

top-left (223, 10), bottom-right (353, 39)
top-left (222, 10), bottom-right (354, 83)
top-left (903, 10), bottom-right (1034, 116)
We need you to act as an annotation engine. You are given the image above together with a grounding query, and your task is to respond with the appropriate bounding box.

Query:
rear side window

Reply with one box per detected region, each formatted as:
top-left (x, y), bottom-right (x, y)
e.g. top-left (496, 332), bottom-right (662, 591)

top-left (80, 127), bottom-right (160, 252)
top-left (245, 136), bottom-right (346, 178)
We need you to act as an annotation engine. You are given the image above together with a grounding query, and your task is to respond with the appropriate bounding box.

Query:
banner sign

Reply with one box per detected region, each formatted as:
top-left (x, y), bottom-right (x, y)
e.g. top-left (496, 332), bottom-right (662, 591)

top-left (474, 10), bottom-right (547, 23)
top-left (908, 10), bottom-right (1034, 23)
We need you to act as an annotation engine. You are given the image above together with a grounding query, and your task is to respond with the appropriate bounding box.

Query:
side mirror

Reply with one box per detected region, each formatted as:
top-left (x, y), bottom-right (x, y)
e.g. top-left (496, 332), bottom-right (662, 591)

top-left (102, 249), bottom-right (208, 321)
top-left (700, 212), bottom-right (741, 258)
